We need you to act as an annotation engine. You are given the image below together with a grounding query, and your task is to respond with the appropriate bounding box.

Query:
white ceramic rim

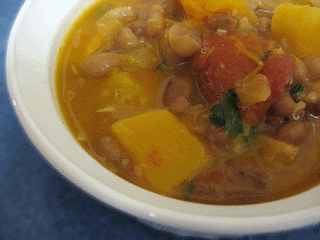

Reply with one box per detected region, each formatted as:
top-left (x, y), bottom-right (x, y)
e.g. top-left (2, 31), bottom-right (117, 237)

top-left (6, 0), bottom-right (320, 237)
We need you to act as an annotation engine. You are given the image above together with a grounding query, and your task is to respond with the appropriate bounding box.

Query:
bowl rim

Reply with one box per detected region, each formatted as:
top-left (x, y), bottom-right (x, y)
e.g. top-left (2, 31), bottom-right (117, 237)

top-left (6, 0), bottom-right (320, 237)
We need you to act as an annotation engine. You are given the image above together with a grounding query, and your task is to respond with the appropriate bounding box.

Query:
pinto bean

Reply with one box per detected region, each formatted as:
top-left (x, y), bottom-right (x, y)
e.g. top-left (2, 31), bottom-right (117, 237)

top-left (307, 100), bottom-right (320, 116)
top-left (292, 58), bottom-right (308, 83)
top-left (99, 136), bottom-right (123, 162)
top-left (168, 24), bottom-right (201, 58)
top-left (82, 52), bottom-right (121, 76)
top-left (276, 121), bottom-right (312, 146)
top-left (129, 21), bottom-right (145, 37)
top-left (207, 12), bottom-right (237, 31)
top-left (116, 27), bottom-right (141, 50)
top-left (145, 4), bottom-right (165, 38)
top-left (100, 7), bottom-right (138, 24)
top-left (256, 17), bottom-right (271, 33)
top-left (226, 157), bottom-right (270, 190)
top-left (271, 93), bottom-right (297, 117)
top-left (162, 45), bottom-right (186, 66)
top-left (163, 0), bottom-right (185, 19)
top-left (302, 54), bottom-right (320, 82)
top-left (162, 75), bottom-right (193, 112)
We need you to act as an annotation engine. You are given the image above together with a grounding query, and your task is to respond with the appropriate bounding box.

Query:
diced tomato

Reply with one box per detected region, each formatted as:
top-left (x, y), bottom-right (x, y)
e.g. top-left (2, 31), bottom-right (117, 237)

top-left (198, 47), bottom-right (257, 103)
top-left (196, 32), bottom-right (264, 103)
top-left (193, 52), bottom-right (209, 70)
top-left (202, 32), bottom-right (234, 49)
top-left (259, 54), bottom-right (296, 96)
top-left (230, 32), bottom-right (264, 57)
top-left (243, 98), bottom-right (273, 125)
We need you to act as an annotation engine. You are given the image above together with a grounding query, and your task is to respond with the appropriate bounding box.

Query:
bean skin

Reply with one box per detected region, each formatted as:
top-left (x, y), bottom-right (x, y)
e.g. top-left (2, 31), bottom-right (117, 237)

top-left (162, 75), bottom-right (193, 112)
top-left (271, 93), bottom-right (297, 117)
top-left (226, 157), bottom-right (270, 190)
top-left (116, 27), bottom-right (141, 50)
top-left (302, 54), bottom-right (320, 82)
top-left (145, 4), bottom-right (165, 38)
top-left (168, 24), bottom-right (201, 58)
top-left (276, 121), bottom-right (312, 146)
top-left (82, 52), bottom-right (121, 76)
top-left (292, 58), bottom-right (308, 83)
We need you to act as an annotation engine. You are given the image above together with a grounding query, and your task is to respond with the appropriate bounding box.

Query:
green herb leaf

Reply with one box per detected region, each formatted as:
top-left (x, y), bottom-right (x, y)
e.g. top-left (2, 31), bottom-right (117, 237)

top-left (156, 59), bottom-right (168, 72)
top-left (290, 83), bottom-right (305, 99)
top-left (182, 179), bottom-right (197, 201)
top-left (209, 104), bottom-right (226, 128)
top-left (264, 50), bottom-right (272, 61)
top-left (209, 90), bottom-right (244, 139)
top-left (243, 126), bottom-right (258, 143)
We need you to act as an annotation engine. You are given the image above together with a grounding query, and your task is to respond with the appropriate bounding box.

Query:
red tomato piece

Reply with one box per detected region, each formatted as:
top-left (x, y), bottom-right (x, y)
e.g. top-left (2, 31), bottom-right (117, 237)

top-left (243, 97), bottom-right (273, 125)
top-left (202, 32), bottom-right (234, 49)
top-left (231, 32), bottom-right (264, 57)
top-left (259, 54), bottom-right (296, 96)
top-left (198, 47), bottom-right (257, 103)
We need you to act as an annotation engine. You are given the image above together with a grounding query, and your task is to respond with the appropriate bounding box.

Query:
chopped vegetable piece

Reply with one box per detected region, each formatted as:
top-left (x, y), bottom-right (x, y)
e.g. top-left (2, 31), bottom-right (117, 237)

top-left (122, 48), bottom-right (159, 70)
top-left (235, 74), bottom-right (271, 107)
top-left (257, 135), bottom-right (300, 165)
top-left (209, 90), bottom-right (244, 138)
top-left (180, 0), bottom-right (258, 24)
top-left (243, 99), bottom-right (272, 125)
top-left (197, 45), bottom-right (258, 102)
top-left (111, 110), bottom-right (208, 194)
top-left (100, 70), bottom-right (150, 107)
top-left (182, 179), bottom-right (197, 201)
top-left (271, 5), bottom-right (320, 58)
top-left (290, 83), bottom-right (305, 99)
top-left (259, 54), bottom-right (296, 97)
top-left (96, 18), bottom-right (124, 43)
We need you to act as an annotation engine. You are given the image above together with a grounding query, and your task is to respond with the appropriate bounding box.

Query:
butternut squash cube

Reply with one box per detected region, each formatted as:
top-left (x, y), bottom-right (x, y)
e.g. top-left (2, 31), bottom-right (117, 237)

top-left (271, 5), bottom-right (320, 58)
top-left (111, 110), bottom-right (208, 194)
top-left (257, 135), bottom-right (299, 165)
top-left (180, 0), bottom-right (258, 24)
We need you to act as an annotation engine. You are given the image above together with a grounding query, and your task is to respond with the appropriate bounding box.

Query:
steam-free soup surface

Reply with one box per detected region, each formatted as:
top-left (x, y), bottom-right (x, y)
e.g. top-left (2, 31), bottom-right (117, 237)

top-left (56, 0), bottom-right (320, 204)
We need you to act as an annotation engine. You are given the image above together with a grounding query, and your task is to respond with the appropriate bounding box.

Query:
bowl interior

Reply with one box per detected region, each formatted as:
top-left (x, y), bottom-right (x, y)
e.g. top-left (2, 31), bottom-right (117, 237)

top-left (6, 0), bottom-right (320, 235)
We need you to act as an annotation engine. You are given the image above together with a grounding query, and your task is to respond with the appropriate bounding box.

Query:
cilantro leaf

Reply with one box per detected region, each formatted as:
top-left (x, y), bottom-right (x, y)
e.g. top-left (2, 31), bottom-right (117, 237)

top-left (209, 90), bottom-right (244, 139)
top-left (243, 126), bottom-right (258, 143)
top-left (209, 104), bottom-right (225, 128)
top-left (182, 179), bottom-right (197, 201)
top-left (264, 50), bottom-right (272, 61)
top-left (290, 83), bottom-right (304, 99)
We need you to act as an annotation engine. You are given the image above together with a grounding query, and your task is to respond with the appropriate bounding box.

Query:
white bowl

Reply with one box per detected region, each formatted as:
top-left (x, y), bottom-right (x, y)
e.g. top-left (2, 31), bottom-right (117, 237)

top-left (6, 0), bottom-right (320, 238)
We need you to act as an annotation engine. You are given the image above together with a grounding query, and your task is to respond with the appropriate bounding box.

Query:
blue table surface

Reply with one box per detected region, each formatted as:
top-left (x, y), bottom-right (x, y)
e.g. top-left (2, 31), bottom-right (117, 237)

top-left (1, 0), bottom-right (320, 239)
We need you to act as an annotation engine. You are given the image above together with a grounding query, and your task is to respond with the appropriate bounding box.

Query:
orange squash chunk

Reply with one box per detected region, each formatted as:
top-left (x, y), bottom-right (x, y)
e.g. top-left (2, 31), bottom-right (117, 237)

top-left (111, 110), bottom-right (208, 194)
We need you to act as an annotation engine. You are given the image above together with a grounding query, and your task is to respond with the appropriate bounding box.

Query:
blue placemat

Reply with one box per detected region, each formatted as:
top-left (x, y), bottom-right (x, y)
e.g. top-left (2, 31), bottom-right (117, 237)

top-left (1, 0), bottom-right (320, 239)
